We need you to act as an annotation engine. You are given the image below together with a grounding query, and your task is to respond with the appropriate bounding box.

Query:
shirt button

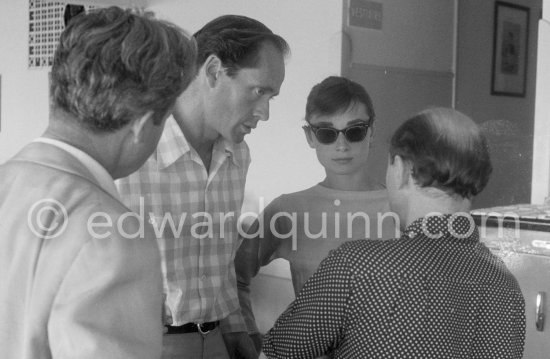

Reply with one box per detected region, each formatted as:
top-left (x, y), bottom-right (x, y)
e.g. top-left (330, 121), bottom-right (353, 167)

top-left (200, 275), bottom-right (206, 281)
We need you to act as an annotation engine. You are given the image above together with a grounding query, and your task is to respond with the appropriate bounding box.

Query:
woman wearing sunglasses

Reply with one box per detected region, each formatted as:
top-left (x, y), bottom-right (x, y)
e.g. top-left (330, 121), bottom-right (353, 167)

top-left (236, 76), bottom-right (397, 342)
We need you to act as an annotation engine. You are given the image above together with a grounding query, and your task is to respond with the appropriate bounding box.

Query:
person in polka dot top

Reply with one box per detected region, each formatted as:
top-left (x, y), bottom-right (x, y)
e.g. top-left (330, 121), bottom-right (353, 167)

top-left (263, 107), bottom-right (526, 358)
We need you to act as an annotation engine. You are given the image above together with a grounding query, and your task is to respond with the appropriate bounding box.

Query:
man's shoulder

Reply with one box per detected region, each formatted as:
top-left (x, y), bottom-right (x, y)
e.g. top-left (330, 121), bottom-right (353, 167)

top-left (3, 153), bottom-right (117, 199)
top-left (328, 238), bottom-right (402, 269)
top-left (2, 154), bottom-right (131, 226)
top-left (49, 180), bottom-right (157, 258)
top-left (0, 158), bottom-right (152, 252)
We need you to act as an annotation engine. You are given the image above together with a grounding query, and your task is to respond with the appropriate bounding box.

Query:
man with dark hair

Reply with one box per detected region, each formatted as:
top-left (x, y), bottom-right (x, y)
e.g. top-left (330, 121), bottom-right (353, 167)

top-left (117, 14), bottom-right (289, 359)
top-left (0, 7), bottom-right (195, 359)
top-left (263, 108), bottom-right (525, 359)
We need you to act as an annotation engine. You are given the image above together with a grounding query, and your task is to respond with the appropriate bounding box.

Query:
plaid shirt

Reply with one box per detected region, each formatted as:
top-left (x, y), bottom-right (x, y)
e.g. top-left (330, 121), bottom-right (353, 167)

top-left (116, 116), bottom-right (250, 332)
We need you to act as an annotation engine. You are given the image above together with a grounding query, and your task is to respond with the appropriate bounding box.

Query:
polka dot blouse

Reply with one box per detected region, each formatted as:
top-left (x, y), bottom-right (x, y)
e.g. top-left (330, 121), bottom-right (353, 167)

top-left (263, 214), bottom-right (526, 358)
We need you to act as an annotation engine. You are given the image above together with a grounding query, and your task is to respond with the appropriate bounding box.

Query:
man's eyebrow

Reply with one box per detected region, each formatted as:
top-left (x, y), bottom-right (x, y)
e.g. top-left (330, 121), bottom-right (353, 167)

top-left (259, 85), bottom-right (277, 95)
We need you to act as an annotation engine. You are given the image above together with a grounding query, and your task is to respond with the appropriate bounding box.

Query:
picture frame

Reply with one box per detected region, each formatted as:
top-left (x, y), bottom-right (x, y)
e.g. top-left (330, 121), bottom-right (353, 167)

top-left (491, 1), bottom-right (530, 97)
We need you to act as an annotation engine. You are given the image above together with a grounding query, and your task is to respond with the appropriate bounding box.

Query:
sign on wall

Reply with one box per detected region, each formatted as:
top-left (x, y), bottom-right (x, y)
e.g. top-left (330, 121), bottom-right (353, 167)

top-left (29, 1), bottom-right (66, 68)
top-left (349, 0), bottom-right (383, 30)
top-left (28, 1), bottom-right (97, 69)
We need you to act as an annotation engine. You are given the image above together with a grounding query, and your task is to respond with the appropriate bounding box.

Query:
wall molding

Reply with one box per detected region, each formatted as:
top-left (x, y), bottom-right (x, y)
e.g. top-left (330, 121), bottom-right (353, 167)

top-left (349, 62), bottom-right (455, 79)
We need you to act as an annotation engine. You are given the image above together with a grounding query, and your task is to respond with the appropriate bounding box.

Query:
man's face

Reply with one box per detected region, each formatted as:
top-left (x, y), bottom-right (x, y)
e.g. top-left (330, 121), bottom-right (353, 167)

top-left (207, 42), bottom-right (285, 143)
top-left (114, 111), bottom-right (169, 179)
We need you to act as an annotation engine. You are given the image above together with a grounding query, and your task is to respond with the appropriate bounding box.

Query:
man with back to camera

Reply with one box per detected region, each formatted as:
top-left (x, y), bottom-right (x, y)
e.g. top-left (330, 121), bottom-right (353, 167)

top-left (116, 14), bottom-right (289, 359)
top-left (263, 107), bottom-right (526, 358)
top-left (0, 7), bottom-right (196, 359)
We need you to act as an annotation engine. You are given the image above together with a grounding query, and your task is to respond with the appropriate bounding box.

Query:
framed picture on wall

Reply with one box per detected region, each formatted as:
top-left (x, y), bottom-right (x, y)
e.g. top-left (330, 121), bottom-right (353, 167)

top-left (491, 1), bottom-right (530, 97)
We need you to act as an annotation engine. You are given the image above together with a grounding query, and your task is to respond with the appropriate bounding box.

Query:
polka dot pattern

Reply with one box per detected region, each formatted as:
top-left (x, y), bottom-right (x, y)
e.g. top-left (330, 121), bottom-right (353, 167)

top-left (263, 214), bottom-right (526, 358)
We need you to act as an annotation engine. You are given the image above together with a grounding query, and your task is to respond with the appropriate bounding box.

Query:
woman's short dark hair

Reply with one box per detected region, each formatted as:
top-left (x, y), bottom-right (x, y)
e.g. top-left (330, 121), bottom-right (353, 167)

top-left (50, 6), bottom-right (196, 132)
top-left (305, 76), bottom-right (375, 123)
top-left (193, 15), bottom-right (289, 77)
top-left (389, 107), bottom-right (492, 198)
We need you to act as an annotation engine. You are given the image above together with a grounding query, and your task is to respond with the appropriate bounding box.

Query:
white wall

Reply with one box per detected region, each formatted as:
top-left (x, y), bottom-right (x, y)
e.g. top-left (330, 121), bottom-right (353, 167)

top-left (0, 1), bottom-right (51, 163)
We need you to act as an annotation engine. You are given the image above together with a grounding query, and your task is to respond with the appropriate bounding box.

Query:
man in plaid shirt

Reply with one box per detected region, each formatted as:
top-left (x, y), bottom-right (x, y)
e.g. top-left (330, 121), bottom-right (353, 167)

top-left (117, 15), bottom-right (288, 359)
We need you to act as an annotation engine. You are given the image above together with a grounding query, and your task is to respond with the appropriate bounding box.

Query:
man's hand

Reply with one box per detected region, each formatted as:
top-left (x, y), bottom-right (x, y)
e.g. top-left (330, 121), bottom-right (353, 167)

top-left (222, 331), bottom-right (259, 359)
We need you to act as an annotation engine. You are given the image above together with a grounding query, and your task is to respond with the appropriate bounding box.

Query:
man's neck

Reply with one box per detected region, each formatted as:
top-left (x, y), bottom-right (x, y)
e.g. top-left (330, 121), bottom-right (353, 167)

top-left (43, 113), bottom-right (122, 178)
top-left (172, 87), bottom-right (220, 170)
top-left (403, 189), bottom-right (472, 229)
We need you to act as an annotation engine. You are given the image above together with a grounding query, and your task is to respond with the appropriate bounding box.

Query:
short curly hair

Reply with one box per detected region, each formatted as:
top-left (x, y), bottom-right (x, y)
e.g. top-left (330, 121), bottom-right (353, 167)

top-left (389, 108), bottom-right (492, 198)
top-left (193, 14), bottom-right (289, 77)
top-left (50, 6), bottom-right (196, 132)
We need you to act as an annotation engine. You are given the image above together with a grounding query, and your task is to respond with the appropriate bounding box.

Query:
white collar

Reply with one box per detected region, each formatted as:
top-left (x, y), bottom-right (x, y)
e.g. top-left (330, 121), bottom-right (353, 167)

top-left (33, 137), bottom-right (120, 200)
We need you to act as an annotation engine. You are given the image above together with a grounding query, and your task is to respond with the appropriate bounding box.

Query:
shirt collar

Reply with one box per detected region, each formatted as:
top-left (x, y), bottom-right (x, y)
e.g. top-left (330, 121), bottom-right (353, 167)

top-left (403, 213), bottom-right (479, 243)
top-left (156, 116), bottom-right (240, 170)
top-left (213, 135), bottom-right (239, 167)
top-left (33, 137), bottom-right (120, 200)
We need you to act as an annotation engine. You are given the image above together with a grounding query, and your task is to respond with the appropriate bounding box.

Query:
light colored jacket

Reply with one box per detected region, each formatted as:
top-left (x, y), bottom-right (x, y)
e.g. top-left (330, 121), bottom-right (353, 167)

top-left (0, 142), bottom-right (163, 359)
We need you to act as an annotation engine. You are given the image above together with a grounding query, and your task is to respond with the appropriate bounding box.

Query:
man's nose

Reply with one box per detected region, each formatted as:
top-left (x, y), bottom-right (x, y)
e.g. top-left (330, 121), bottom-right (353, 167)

top-left (254, 99), bottom-right (270, 122)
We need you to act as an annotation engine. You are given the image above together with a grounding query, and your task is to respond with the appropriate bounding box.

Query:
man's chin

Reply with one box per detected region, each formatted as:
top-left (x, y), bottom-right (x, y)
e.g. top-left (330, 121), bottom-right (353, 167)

top-left (231, 132), bottom-right (246, 144)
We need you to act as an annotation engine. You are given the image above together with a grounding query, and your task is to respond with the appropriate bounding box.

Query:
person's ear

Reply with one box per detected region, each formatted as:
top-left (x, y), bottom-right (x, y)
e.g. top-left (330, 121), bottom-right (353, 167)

top-left (204, 54), bottom-right (223, 88)
top-left (303, 126), bottom-right (315, 149)
top-left (368, 120), bottom-right (375, 138)
top-left (366, 125), bottom-right (375, 150)
top-left (130, 111), bottom-right (154, 144)
top-left (392, 154), bottom-right (412, 189)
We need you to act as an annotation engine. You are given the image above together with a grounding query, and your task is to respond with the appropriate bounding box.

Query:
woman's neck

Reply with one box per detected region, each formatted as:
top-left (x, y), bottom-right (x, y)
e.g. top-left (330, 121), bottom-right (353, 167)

top-left (321, 172), bottom-right (380, 191)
